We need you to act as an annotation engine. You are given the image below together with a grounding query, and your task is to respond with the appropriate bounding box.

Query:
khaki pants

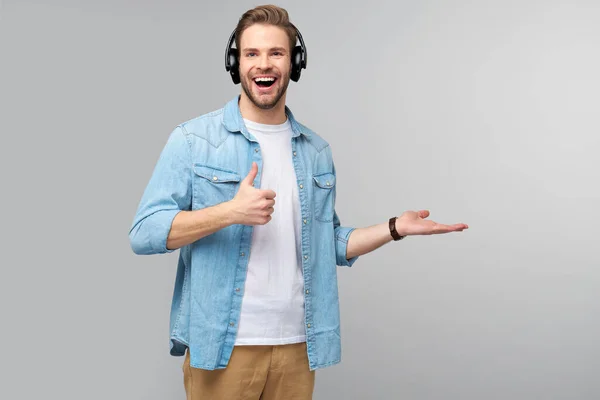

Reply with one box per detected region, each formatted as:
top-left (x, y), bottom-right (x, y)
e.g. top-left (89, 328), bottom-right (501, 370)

top-left (182, 342), bottom-right (315, 400)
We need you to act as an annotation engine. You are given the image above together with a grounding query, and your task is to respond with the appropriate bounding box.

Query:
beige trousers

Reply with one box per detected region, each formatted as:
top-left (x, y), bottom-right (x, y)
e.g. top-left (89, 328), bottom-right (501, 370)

top-left (182, 342), bottom-right (315, 400)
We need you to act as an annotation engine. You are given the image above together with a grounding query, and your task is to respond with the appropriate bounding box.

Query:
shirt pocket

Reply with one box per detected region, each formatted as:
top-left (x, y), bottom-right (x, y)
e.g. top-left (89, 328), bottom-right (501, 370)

top-left (312, 172), bottom-right (336, 222)
top-left (192, 163), bottom-right (242, 208)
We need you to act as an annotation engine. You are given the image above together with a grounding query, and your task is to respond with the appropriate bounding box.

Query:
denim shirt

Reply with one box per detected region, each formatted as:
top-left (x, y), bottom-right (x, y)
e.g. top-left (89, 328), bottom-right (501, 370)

top-left (129, 96), bottom-right (358, 371)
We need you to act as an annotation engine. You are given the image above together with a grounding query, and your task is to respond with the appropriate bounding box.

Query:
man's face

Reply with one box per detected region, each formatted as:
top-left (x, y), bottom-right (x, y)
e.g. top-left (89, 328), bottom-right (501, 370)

top-left (238, 24), bottom-right (292, 110)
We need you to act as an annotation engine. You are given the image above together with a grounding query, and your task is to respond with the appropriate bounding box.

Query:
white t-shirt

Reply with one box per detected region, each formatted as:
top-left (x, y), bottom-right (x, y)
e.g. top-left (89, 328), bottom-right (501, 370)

top-left (234, 117), bottom-right (306, 345)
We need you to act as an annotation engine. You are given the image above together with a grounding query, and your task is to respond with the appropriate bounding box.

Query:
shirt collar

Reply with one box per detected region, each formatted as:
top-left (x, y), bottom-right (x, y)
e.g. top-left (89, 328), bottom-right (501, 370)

top-left (221, 96), bottom-right (311, 139)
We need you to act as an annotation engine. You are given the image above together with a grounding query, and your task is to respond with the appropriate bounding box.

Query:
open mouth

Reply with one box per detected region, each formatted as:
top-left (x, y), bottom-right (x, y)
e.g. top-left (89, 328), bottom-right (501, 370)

top-left (253, 76), bottom-right (277, 89)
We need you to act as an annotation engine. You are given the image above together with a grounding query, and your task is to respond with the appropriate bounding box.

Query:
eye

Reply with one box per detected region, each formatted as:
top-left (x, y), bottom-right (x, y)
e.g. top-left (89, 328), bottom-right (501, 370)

top-left (246, 52), bottom-right (256, 57)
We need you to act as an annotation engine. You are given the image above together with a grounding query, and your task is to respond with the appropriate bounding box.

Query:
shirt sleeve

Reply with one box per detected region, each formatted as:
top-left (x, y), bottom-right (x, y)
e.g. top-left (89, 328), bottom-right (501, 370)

top-left (331, 159), bottom-right (358, 267)
top-left (128, 126), bottom-right (192, 255)
top-left (333, 211), bottom-right (358, 267)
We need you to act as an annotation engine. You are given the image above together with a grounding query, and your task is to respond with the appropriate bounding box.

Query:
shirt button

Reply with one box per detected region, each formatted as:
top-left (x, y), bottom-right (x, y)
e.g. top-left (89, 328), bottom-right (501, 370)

top-left (293, 151), bottom-right (297, 156)
top-left (230, 322), bottom-right (235, 327)
top-left (213, 176), bottom-right (218, 181)
top-left (326, 181), bottom-right (330, 186)
top-left (307, 323), bottom-right (311, 328)
top-left (305, 289), bottom-right (309, 294)
top-left (303, 219), bottom-right (307, 224)
top-left (299, 184), bottom-right (303, 189)
top-left (236, 288), bottom-right (240, 292)
top-left (255, 148), bottom-right (259, 152)
top-left (240, 252), bottom-right (245, 257)
top-left (304, 255), bottom-right (308, 260)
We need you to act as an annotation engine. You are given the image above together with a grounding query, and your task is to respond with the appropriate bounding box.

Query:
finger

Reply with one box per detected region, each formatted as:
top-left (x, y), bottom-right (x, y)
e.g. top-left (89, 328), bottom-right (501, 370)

top-left (418, 210), bottom-right (430, 219)
top-left (242, 162), bottom-right (258, 185)
top-left (265, 207), bottom-right (275, 215)
top-left (445, 223), bottom-right (468, 231)
top-left (261, 189), bottom-right (277, 199)
top-left (433, 223), bottom-right (468, 233)
top-left (262, 199), bottom-right (275, 208)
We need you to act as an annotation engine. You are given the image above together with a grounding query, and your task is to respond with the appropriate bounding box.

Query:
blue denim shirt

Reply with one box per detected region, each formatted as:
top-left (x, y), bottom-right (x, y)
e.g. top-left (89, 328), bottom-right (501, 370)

top-left (129, 96), bottom-right (358, 371)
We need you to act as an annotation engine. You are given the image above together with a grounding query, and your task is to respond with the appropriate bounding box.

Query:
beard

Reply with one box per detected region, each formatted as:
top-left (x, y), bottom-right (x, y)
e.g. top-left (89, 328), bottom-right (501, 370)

top-left (240, 70), bottom-right (291, 110)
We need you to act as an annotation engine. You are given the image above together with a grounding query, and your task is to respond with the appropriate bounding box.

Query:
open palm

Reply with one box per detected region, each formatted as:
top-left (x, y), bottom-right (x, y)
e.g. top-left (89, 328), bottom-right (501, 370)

top-left (396, 210), bottom-right (468, 236)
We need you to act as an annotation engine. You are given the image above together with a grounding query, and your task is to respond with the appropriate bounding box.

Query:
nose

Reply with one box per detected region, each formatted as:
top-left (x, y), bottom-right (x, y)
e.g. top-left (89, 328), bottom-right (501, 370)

top-left (257, 54), bottom-right (271, 70)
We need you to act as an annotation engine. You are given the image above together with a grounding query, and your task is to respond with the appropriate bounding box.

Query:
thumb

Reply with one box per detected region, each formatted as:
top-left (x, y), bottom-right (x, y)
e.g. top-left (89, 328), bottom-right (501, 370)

top-left (242, 162), bottom-right (258, 186)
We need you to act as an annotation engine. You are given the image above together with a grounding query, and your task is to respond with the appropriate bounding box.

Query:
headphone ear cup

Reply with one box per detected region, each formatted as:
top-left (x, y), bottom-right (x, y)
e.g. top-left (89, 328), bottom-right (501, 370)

top-left (228, 48), bottom-right (240, 84)
top-left (290, 45), bottom-right (303, 82)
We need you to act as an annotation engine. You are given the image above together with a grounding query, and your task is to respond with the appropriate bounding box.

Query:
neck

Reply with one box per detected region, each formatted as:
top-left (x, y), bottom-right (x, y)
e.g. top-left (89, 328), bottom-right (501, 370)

top-left (238, 93), bottom-right (287, 125)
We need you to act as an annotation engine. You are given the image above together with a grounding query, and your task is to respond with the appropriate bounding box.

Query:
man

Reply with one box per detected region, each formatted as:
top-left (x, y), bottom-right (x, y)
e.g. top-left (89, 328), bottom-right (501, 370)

top-left (129, 4), bottom-right (468, 399)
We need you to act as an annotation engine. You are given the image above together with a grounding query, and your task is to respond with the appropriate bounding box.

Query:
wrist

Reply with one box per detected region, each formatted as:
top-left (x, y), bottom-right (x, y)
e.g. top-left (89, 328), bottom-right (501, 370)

top-left (219, 200), bottom-right (239, 226)
top-left (389, 216), bottom-right (406, 241)
top-left (395, 217), bottom-right (408, 237)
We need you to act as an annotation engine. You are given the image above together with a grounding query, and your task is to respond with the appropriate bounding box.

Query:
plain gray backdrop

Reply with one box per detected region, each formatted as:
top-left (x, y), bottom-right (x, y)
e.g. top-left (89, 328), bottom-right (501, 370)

top-left (1, 0), bottom-right (599, 399)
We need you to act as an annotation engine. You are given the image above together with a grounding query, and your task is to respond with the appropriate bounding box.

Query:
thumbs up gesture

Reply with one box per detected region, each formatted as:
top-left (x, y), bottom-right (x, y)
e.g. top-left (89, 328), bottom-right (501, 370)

top-left (229, 162), bottom-right (277, 226)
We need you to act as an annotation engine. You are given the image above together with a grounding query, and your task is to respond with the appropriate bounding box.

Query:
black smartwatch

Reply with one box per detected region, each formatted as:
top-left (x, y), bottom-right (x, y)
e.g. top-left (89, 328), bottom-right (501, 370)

top-left (389, 217), bottom-right (406, 241)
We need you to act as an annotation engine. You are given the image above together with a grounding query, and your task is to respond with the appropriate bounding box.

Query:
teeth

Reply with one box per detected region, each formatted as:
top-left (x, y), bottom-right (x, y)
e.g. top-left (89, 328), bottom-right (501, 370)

top-left (254, 77), bottom-right (275, 82)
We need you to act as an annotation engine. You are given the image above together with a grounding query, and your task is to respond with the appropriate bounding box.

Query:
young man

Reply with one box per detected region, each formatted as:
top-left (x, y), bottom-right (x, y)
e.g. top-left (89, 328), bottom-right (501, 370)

top-left (129, 5), bottom-right (468, 399)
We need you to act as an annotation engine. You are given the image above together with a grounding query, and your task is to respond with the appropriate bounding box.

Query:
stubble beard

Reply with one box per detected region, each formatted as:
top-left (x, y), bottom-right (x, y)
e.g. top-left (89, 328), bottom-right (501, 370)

top-left (241, 71), bottom-right (291, 110)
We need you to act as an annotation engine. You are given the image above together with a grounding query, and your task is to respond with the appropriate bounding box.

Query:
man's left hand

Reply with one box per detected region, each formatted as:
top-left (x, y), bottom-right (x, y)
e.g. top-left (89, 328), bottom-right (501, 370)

top-left (396, 210), bottom-right (468, 236)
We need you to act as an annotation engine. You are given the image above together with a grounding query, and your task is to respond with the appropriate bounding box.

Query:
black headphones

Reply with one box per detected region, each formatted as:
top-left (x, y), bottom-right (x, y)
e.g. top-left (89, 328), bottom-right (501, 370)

top-left (225, 25), bottom-right (307, 84)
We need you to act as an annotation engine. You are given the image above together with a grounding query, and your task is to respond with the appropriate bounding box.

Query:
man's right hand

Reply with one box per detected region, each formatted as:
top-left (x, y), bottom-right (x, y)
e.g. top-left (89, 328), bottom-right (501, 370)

top-left (228, 162), bottom-right (276, 226)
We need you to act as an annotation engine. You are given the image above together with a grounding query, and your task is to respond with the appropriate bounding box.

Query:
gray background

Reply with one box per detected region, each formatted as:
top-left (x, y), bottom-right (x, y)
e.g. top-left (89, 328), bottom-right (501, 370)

top-left (1, 0), bottom-right (599, 399)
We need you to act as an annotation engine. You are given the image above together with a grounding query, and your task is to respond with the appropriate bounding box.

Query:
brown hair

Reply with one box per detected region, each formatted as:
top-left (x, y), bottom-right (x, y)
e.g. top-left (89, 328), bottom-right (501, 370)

top-left (235, 5), bottom-right (298, 54)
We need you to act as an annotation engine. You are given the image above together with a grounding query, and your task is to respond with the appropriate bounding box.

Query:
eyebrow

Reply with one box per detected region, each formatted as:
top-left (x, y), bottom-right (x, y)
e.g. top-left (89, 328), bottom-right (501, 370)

top-left (242, 47), bottom-right (288, 53)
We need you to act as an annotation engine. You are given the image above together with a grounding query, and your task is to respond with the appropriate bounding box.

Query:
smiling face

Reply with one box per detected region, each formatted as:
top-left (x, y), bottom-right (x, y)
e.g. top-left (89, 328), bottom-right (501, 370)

top-left (238, 23), bottom-right (292, 110)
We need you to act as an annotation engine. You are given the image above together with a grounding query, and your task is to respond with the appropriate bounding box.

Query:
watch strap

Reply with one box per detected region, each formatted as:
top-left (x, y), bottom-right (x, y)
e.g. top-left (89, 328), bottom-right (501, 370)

top-left (389, 216), bottom-right (406, 241)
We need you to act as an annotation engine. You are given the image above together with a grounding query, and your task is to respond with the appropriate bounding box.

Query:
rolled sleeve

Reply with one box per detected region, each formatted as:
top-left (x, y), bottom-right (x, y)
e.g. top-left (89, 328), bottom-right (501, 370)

top-left (129, 209), bottom-right (182, 254)
top-left (329, 157), bottom-right (358, 267)
top-left (129, 126), bottom-right (192, 255)
top-left (334, 224), bottom-right (358, 267)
